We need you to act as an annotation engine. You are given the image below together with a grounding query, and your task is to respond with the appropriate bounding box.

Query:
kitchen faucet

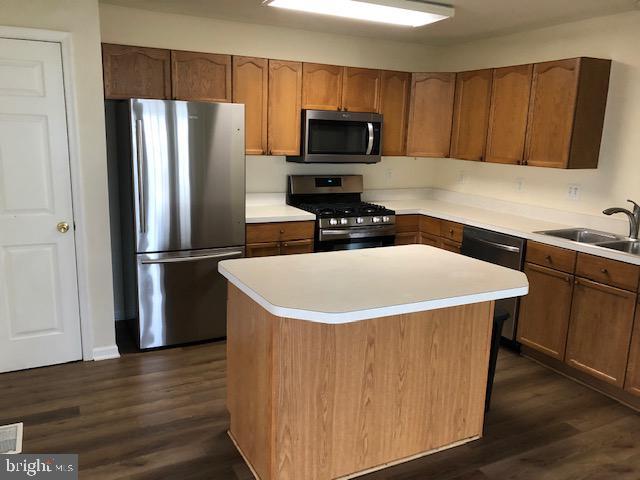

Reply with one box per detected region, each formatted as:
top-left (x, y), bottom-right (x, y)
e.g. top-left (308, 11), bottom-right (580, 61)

top-left (603, 200), bottom-right (640, 239)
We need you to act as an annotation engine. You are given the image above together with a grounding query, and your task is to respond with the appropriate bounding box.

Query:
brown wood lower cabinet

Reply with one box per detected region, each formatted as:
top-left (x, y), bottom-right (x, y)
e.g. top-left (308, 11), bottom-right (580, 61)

top-left (565, 277), bottom-right (637, 387)
top-left (625, 305), bottom-right (640, 396)
top-left (517, 263), bottom-right (574, 360)
top-left (280, 239), bottom-right (313, 255)
top-left (246, 242), bottom-right (281, 258)
top-left (246, 222), bottom-right (314, 258)
top-left (395, 232), bottom-right (419, 245)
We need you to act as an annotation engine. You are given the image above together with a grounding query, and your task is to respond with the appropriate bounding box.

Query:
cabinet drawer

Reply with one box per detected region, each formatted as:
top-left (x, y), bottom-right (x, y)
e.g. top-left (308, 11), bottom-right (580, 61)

top-left (246, 221), bottom-right (315, 243)
top-left (440, 220), bottom-right (463, 243)
top-left (419, 216), bottom-right (441, 236)
top-left (576, 253), bottom-right (640, 291)
top-left (526, 241), bottom-right (576, 274)
top-left (395, 215), bottom-right (420, 233)
top-left (281, 239), bottom-right (314, 255)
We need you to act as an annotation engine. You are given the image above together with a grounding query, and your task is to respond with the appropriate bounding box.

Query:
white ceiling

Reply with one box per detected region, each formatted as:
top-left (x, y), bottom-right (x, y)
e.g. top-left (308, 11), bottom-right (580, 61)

top-left (99, 0), bottom-right (638, 45)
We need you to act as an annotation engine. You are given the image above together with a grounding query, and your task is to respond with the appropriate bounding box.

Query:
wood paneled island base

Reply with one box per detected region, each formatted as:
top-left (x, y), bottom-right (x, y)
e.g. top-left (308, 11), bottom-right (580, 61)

top-left (226, 285), bottom-right (495, 480)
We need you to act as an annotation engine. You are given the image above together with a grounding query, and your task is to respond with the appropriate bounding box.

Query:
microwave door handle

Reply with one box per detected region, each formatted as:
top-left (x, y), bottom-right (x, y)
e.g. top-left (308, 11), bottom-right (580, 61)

top-left (366, 122), bottom-right (374, 155)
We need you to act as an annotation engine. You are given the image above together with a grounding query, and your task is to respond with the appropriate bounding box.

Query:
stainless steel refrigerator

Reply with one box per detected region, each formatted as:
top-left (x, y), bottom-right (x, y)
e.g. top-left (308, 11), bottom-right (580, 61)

top-left (107, 99), bottom-right (245, 349)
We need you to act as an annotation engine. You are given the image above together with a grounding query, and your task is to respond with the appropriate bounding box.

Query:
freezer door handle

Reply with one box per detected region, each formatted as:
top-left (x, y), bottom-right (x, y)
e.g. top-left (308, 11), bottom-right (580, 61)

top-left (140, 251), bottom-right (244, 265)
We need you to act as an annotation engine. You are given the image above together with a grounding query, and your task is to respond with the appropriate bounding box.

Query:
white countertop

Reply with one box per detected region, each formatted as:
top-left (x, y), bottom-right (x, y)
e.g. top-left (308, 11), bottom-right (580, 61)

top-left (219, 245), bottom-right (529, 324)
top-left (244, 195), bottom-right (640, 265)
top-left (246, 204), bottom-right (315, 223)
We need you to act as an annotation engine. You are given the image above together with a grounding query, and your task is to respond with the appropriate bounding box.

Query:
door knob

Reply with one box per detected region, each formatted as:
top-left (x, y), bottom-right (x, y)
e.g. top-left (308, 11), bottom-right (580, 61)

top-left (57, 222), bottom-right (70, 234)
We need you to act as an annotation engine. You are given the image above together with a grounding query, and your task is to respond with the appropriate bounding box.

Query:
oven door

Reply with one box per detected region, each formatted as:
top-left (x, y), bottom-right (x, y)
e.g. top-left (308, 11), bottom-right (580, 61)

top-left (299, 110), bottom-right (382, 163)
top-left (316, 225), bottom-right (395, 252)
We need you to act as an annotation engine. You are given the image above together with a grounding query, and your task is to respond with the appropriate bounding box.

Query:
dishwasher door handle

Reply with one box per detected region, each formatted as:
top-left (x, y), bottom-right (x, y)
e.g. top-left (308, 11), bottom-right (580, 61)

top-left (466, 236), bottom-right (521, 253)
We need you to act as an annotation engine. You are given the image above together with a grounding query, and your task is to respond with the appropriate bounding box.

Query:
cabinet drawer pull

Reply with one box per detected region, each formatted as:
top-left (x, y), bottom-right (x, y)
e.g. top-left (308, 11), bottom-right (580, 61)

top-left (601, 268), bottom-right (608, 274)
top-left (545, 255), bottom-right (553, 262)
top-left (280, 229), bottom-right (285, 234)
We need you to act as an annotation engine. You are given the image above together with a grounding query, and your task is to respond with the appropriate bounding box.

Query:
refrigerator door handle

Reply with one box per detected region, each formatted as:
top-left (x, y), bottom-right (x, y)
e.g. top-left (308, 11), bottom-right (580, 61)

top-left (136, 119), bottom-right (146, 233)
top-left (141, 251), bottom-right (244, 265)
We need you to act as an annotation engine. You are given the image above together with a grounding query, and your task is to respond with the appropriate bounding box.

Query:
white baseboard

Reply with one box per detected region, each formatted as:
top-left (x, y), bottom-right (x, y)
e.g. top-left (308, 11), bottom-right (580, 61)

top-left (92, 345), bottom-right (120, 361)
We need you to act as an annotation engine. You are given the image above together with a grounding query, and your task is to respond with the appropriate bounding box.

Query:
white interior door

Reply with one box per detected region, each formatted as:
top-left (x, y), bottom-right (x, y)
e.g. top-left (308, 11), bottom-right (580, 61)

top-left (0, 37), bottom-right (82, 372)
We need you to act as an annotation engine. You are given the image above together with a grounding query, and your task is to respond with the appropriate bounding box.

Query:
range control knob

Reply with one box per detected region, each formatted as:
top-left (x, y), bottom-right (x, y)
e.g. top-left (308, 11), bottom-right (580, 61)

top-left (372, 216), bottom-right (381, 223)
top-left (329, 218), bottom-right (338, 225)
top-left (340, 218), bottom-right (348, 225)
top-left (356, 217), bottom-right (364, 224)
top-left (382, 216), bottom-right (390, 222)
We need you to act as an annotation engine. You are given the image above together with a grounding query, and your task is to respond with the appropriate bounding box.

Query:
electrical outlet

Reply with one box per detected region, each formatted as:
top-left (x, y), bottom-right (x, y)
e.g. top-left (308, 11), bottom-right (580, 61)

top-left (567, 184), bottom-right (581, 201)
top-left (457, 171), bottom-right (466, 184)
top-left (516, 177), bottom-right (525, 192)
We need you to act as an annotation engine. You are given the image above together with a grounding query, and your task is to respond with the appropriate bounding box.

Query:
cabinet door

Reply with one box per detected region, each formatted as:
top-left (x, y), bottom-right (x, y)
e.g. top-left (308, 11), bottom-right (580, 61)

top-left (565, 278), bottom-right (636, 387)
top-left (171, 51), bottom-right (231, 102)
top-left (302, 63), bottom-right (343, 111)
top-left (281, 239), bottom-right (314, 255)
top-left (419, 233), bottom-right (440, 248)
top-left (517, 264), bottom-right (574, 360)
top-left (233, 56), bottom-right (268, 155)
top-left (379, 70), bottom-right (410, 156)
top-left (246, 242), bottom-right (281, 258)
top-left (102, 44), bottom-right (171, 99)
top-left (450, 69), bottom-right (493, 161)
top-left (395, 232), bottom-right (419, 245)
top-left (439, 239), bottom-right (461, 254)
top-left (268, 60), bottom-right (302, 156)
top-left (486, 64), bottom-right (533, 165)
top-left (406, 73), bottom-right (455, 157)
top-left (524, 59), bottom-right (580, 168)
top-left (341, 67), bottom-right (381, 113)
top-left (624, 305), bottom-right (640, 396)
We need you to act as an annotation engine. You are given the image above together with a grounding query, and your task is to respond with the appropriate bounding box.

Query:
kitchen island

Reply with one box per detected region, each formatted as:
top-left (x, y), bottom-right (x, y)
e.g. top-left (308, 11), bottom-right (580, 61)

top-left (219, 245), bottom-right (528, 480)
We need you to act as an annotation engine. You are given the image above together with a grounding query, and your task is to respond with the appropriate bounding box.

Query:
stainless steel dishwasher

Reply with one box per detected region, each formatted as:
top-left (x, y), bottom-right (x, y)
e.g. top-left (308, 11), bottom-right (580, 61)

top-left (460, 226), bottom-right (526, 343)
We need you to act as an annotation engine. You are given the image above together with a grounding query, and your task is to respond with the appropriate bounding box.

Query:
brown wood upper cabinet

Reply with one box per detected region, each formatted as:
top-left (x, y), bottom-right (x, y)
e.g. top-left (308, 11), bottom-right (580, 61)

top-left (341, 67), bottom-right (381, 113)
top-left (406, 73), bottom-right (456, 157)
top-left (524, 57), bottom-right (611, 169)
top-left (171, 51), bottom-right (232, 102)
top-left (565, 277), bottom-right (636, 387)
top-left (450, 69), bottom-right (493, 161)
top-left (268, 59), bottom-right (302, 156)
top-left (233, 56), bottom-right (268, 155)
top-left (302, 63), bottom-right (343, 111)
top-left (102, 44), bottom-right (171, 100)
top-left (485, 64), bottom-right (533, 165)
top-left (517, 263), bottom-right (574, 360)
top-left (379, 70), bottom-right (410, 156)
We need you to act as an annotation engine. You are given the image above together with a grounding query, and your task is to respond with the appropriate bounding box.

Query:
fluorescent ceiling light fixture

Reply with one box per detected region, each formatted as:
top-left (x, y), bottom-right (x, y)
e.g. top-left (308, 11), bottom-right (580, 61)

top-left (264, 0), bottom-right (454, 28)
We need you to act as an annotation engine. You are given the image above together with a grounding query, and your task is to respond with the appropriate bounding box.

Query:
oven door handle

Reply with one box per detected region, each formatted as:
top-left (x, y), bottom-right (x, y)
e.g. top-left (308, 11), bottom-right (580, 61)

top-left (366, 122), bottom-right (374, 155)
top-left (320, 225), bottom-right (395, 241)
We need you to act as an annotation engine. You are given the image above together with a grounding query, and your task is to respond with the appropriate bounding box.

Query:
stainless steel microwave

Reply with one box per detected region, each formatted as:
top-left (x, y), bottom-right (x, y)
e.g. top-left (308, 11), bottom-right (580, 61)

top-left (287, 110), bottom-right (383, 164)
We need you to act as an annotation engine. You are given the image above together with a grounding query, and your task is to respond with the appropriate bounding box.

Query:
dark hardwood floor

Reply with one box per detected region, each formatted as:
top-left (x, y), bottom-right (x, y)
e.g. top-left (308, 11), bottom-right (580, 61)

top-left (1, 341), bottom-right (639, 479)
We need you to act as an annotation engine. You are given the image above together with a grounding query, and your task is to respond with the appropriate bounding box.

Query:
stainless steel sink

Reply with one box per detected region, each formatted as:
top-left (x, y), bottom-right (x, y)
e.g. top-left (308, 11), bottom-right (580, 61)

top-left (536, 228), bottom-right (624, 244)
top-left (598, 240), bottom-right (640, 255)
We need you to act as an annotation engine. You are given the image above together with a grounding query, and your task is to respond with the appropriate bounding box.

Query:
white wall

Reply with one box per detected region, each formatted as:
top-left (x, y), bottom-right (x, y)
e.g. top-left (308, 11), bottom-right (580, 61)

top-left (434, 11), bottom-right (640, 216)
top-left (99, 4), bottom-right (441, 71)
top-left (1, 0), bottom-right (116, 353)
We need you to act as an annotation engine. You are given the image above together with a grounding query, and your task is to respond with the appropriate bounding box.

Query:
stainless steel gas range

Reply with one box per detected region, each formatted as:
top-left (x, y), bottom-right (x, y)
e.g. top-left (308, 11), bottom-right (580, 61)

top-left (286, 175), bottom-right (396, 251)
